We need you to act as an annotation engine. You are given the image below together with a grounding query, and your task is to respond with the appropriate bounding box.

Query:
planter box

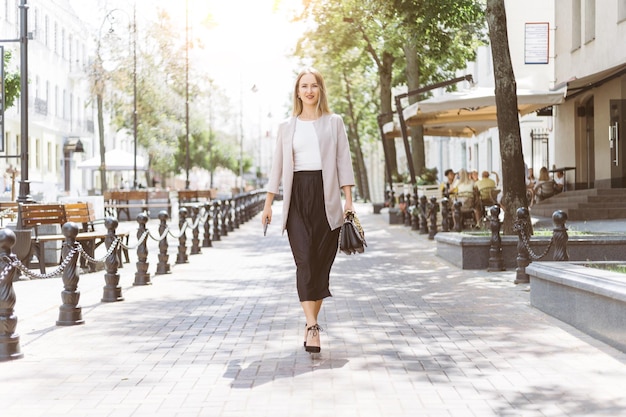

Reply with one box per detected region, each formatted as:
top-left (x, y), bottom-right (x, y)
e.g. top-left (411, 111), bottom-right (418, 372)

top-left (417, 184), bottom-right (440, 200)
top-left (436, 232), bottom-right (626, 270)
top-left (527, 261), bottom-right (626, 353)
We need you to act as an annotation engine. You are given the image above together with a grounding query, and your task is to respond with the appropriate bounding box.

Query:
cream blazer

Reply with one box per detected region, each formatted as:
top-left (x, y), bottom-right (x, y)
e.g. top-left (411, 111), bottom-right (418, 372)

top-left (267, 113), bottom-right (355, 233)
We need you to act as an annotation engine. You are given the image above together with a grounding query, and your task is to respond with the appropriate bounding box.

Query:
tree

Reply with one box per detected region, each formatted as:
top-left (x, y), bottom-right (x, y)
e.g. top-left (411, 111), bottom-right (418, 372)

top-left (2, 50), bottom-right (20, 109)
top-left (293, 0), bottom-right (485, 197)
top-left (486, 0), bottom-right (528, 233)
top-left (392, 0), bottom-right (485, 177)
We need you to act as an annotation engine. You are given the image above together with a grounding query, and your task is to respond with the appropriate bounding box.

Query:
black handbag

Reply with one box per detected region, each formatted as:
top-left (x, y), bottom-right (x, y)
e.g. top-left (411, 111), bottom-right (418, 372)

top-left (339, 210), bottom-right (366, 255)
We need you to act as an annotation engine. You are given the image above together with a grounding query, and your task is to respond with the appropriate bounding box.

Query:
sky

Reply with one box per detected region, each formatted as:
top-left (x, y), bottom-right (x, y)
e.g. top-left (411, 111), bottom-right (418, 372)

top-left (70, 0), bottom-right (308, 134)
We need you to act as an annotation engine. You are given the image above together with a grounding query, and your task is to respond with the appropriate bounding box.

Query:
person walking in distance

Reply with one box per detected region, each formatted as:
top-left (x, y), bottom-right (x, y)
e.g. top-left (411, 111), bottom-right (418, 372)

top-left (261, 68), bottom-right (355, 354)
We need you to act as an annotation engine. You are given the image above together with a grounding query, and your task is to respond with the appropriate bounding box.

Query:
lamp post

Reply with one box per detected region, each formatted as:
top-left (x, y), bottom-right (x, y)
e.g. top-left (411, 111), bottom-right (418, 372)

top-left (105, 2), bottom-right (139, 189)
top-left (0, 0), bottom-right (32, 202)
top-left (17, 0), bottom-right (30, 203)
top-left (131, 5), bottom-right (138, 189)
top-left (184, 0), bottom-right (190, 190)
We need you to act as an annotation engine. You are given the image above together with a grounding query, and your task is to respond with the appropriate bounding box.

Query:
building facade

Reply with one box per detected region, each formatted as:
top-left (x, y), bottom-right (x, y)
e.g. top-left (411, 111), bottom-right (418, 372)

top-left (1, 0), bottom-right (100, 200)
top-left (553, 0), bottom-right (626, 190)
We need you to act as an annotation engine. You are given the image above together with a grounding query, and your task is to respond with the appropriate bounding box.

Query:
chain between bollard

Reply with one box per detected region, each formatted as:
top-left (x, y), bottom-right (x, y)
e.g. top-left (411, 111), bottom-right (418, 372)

top-left (167, 221), bottom-right (189, 239)
top-left (79, 238), bottom-right (122, 265)
top-left (118, 230), bottom-right (149, 251)
top-left (5, 242), bottom-right (81, 280)
top-left (147, 227), bottom-right (170, 242)
top-left (513, 218), bottom-right (553, 261)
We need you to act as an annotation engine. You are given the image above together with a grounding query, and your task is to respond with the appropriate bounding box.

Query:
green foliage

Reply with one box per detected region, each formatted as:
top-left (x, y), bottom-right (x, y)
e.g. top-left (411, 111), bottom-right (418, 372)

top-left (93, 6), bottom-right (253, 182)
top-left (3, 50), bottom-right (20, 109)
top-left (417, 167), bottom-right (438, 185)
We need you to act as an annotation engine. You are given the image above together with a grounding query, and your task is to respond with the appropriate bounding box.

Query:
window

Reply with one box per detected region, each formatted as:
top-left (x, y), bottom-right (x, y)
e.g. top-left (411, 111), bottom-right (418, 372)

top-left (47, 141), bottom-right (52, 172)
top-left (572, 0), bottom-right (581, 50)
top-left (584, 0), bottom-right (596, 43)
top-left (68, 33), bottom-right (73, 67)
top-left (619, 0), bottom-right (626, 22)
top-left (35, 138), bottom-right (41, 170)
top-left (54, 21), bottom-right (58, 54)
top-left (44, 15), bottom-right (48, 47)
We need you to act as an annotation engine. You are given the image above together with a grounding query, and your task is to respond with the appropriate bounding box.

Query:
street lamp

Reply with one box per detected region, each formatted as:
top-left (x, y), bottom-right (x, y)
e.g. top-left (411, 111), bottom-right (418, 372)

top-left (103, 5), bottom-right (138, 189)
top-left (0, 0), bottom-right (31, 202)
top-left (184, 0), bottom-right (190, 190)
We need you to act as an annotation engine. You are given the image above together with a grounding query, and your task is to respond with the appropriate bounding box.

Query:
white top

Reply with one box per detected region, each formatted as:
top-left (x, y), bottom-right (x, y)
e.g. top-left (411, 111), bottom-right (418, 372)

top-left (292, 118), bottom-right (322, 171)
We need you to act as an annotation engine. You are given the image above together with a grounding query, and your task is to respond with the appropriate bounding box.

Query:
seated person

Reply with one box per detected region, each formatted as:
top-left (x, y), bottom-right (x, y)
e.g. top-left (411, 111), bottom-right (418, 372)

top-left (475, 171), bottom-right (499, 204)
top-left (554, 170), bottom-right (565, 193)
top-left (455, 169), bottom-right (481, 226)
top-left (525, 167), bottom-right (537, 207)
top-left (440, 169), bottom-right (458, 199)
top-left (533, 167), bottom-right (557, 201)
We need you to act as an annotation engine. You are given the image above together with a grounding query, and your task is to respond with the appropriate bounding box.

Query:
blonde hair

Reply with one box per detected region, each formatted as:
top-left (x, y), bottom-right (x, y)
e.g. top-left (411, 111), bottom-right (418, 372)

top-left (292, 67), bottom-right (331, 117)
top-left (458, 168), bottom-right (471, 185)
top-left (538, 167), bottom-right (550, 181)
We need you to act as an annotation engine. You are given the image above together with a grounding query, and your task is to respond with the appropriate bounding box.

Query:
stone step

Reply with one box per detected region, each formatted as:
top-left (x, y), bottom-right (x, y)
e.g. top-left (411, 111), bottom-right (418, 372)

top-left (567, 207), bottom-right (626, 220)
top-left (530, 188), bottom-right (626, 220)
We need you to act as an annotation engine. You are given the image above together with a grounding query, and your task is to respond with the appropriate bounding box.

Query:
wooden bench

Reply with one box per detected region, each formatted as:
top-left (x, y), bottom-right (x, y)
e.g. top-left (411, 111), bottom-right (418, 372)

top-left (104, 190), bottom-right (172, 220)
top-left (0, 201), bottom-right (18, 226)
top-left (18, 202), bottom-right (129, 273)
top-left (177, 189), bottom-right (215, 204)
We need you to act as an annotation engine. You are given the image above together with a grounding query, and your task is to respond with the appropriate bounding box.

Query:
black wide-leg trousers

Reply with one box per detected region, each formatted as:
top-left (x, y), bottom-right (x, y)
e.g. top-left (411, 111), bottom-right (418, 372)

top-left (286, 170), bottom-right (340, 302)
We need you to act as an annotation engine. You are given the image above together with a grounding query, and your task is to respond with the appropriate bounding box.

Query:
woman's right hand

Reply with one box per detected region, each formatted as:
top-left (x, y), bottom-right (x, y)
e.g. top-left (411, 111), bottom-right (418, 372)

top-left (261, 207), bottom-right (272, 226)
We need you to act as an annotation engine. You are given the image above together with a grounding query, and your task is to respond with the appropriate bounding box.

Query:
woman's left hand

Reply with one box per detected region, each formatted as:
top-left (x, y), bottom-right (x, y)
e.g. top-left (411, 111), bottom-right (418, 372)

top-left (343, 201), bottom-right (354, 216)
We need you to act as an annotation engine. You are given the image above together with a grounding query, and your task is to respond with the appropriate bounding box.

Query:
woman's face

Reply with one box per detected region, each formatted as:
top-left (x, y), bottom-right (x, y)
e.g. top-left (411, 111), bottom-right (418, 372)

top-left (298, 73), bottom-right (319, 107)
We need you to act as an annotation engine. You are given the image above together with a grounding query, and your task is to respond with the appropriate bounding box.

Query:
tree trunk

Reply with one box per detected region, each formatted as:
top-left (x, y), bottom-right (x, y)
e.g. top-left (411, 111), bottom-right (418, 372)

top-left (486, 0), bottom-right (529, 234)
top-left (404, 44), bottom-right (426, 178)
top-left (379, 51), bottom-right (398, 180)
top-left (343, 73), bottom-right (371, 202)
top-left (97, 92), bottom-right (108, 193)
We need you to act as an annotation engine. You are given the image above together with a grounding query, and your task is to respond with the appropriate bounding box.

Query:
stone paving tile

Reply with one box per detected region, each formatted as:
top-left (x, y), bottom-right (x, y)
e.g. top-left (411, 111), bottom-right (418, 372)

top-left (2, 203), bottom-right (626, 416)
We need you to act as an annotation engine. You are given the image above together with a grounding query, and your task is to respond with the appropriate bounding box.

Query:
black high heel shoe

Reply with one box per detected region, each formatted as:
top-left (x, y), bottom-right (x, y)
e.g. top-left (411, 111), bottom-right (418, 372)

top-left (305, 324), bottom-right (322, 353)
top-left (304, 324), bottom-right (307, 347)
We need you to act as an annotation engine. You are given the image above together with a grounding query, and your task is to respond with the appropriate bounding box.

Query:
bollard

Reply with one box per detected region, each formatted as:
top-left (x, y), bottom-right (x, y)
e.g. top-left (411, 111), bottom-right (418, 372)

top-left (419, 195), bottom-right (429, 235)
top-left (404, 193), bottom-right (412, 227)
top-left (552, 210), bottom-right (569, 261)
top-left (0, 228), bottom-right (23, 361)
top-left (176, 207), bottom-right (189, 264)
top-left (227, 199), bottom-right (234, 232)
top-left (134, 212), bottom-right (151, 286)
top-left (190, 205), bottom-right (202, 255)
top-left (232, 197), bottom-right (240, 229)
top-left (213, 201), bottom-right (221, 241)
top-left (453, 201), bottom-right (462, 232)
top-left (57, 222), bottom-right (85, 325)
top-left (202, 203), bottom-right (212, 248)
top-left (102, 218), bottom-right (124, 302)
top-left (487, 205), bottom-right (505, 271)
top-left (514, 207), bottom-right (532, 284)
top-left (428, 197), bottom-right (438, 240)
top-left (410, 202), bottom-right (419, 231)
top-left (156, 210), bottom-right (171, 275)
top-left (221, 201), bottom-right (229, 236)
top-left (441, 197), bottom-right (450, 232)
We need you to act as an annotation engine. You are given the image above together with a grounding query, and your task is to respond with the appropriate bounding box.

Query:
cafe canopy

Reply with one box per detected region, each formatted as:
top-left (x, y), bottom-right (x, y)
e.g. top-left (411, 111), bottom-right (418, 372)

top-left (383, 86), bottom-right (566, 138)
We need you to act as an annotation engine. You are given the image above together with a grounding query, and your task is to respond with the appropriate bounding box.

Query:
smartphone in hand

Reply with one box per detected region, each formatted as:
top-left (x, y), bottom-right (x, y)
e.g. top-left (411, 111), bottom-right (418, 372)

top-left (263, 218), bottom-right (269, 236)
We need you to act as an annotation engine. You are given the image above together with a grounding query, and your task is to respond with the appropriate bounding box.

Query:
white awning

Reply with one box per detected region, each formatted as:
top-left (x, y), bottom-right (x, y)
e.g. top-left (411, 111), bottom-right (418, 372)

top-left (383, 120), bottom-right (489, 138)
top-left (399, 87), bottom-right (566, 136)
top-left (77, 148), bottom-right (147, 171)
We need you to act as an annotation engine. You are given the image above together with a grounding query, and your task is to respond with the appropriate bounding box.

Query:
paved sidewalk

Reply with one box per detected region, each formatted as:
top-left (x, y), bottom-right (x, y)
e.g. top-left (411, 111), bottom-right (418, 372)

top-left (2, 203), bottom-right (626, 417)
